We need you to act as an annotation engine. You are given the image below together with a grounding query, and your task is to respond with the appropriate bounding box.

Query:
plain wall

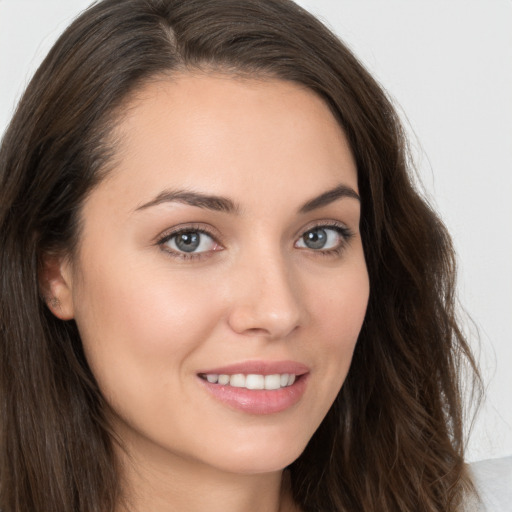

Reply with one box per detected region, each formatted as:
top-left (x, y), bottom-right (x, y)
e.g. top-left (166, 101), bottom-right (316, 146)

top-left (1, 0), bottom-right (511, 463)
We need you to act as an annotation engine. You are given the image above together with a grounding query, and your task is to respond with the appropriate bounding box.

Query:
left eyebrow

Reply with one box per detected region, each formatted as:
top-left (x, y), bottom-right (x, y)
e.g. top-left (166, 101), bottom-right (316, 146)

top-left (298, 184), bottom-right (360, 213)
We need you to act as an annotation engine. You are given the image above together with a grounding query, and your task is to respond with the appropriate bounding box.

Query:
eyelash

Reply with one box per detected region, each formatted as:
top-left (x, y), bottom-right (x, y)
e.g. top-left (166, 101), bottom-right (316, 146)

top-left (299, 221), bottom-right (354, 258)
top-left (156, 222), bottom-right (354, 261)
top-left (157, 224), bottom-right (220, 261)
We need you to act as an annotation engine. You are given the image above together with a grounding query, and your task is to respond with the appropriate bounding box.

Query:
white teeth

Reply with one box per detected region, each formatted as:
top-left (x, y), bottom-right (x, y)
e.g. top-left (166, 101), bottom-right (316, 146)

top-left (218, 374), bottom-right (230, 385)
top-left (264, 374), bottom-right (281, 390)
top-left (245, 374), bottom-right (265, 390)
top-left (230, 374), bottom-right (246, 387)
top-left (202, 372), bottom-right (298, 390)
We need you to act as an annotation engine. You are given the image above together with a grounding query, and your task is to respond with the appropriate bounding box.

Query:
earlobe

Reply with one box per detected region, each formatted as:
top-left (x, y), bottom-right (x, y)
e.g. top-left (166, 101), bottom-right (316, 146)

top-left (39, 253), bottom-right (75, 320)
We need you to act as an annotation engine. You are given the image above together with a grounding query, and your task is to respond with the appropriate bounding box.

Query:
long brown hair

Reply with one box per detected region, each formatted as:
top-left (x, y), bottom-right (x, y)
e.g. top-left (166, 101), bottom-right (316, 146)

top-left (0, 0), bottom-right (481, 510)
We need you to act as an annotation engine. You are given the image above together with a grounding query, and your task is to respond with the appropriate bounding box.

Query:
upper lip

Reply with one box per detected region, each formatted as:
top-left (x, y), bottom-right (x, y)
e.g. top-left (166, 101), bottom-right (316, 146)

top-left (197, 360), bottom-right (310, 376)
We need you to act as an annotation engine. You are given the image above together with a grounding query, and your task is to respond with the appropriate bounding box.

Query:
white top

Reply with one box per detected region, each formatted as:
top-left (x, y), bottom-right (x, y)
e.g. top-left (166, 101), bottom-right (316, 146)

top-left (468, 456), bottom-right (512, 511)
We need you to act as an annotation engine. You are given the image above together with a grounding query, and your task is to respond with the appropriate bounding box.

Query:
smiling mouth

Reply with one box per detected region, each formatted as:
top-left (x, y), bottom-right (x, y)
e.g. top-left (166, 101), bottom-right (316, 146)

top-left (197, 366), bottom-right (309, 414)
top-left (198, 373), bottom-right (298, 390)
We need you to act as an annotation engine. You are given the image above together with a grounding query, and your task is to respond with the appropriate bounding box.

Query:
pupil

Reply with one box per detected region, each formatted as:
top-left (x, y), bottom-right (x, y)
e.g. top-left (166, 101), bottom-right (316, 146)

top-left (176, 232), bottom-right (200, 252)
top-left (304, 228), bottom-right (327, 249)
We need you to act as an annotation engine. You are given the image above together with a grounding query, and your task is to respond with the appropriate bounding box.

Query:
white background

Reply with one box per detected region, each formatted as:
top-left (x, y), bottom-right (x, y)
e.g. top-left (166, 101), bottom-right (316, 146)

top-left (1, 0), bottom-right (510, 463)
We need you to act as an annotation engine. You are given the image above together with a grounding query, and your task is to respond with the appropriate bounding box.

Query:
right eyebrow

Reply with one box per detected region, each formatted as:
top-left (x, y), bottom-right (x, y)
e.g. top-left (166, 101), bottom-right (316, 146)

top-left (134, 189), bottom-right (240, 214)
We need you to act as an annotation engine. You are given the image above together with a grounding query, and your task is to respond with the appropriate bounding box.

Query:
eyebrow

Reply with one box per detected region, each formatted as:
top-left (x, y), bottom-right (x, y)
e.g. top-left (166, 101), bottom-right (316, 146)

top-left (298, 184), bottom-right (360, 213)
top-left (135, 189), bottom-right (239, 213)
top-left (135, 183), bottom-right (360, 214)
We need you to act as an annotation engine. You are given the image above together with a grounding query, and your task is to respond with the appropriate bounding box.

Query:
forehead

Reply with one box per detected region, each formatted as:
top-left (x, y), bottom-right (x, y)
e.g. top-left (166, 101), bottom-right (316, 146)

top-left (95, 73), bottom-right (358, 213)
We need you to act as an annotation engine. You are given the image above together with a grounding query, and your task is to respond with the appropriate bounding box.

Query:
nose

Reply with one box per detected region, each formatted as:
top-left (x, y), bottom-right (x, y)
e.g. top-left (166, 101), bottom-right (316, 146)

top-left (226, 251), bottom-right (304, 340)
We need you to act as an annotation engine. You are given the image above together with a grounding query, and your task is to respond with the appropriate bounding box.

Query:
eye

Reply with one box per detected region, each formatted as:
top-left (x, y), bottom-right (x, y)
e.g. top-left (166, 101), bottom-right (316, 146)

top-left (160, 229), bottom-right (221, 256)
top-left (295, 225), bottom-right (351, 251)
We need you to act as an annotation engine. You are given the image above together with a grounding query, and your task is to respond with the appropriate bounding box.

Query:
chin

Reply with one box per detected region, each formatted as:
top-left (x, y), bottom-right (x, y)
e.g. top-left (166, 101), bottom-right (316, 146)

top-left (203, 435), bottom-right (309, 475)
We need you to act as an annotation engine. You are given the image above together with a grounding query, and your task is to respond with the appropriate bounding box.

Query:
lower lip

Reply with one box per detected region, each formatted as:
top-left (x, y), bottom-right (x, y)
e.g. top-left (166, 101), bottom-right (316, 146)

top-left (198, 374), bottom-right (309, 415)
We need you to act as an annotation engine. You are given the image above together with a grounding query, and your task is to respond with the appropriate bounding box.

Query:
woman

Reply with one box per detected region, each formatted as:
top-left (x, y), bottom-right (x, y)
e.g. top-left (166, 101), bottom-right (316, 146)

top-left (0, 0), bottom-right (482, 511)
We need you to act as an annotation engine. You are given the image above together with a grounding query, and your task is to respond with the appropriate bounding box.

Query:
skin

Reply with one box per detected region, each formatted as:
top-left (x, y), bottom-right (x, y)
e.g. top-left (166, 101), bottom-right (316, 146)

top-left (44, 74), bottom-right (369, 512)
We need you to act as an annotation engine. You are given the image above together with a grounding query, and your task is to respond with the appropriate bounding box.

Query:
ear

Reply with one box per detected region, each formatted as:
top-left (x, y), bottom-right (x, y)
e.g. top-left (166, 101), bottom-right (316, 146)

top-left (39, 253), bottom-right (75, 320)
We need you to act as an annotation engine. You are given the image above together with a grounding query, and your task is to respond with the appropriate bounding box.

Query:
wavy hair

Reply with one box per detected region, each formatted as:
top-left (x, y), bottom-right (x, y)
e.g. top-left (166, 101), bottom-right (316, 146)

top-left (0, 0), bottom-right (481, 510)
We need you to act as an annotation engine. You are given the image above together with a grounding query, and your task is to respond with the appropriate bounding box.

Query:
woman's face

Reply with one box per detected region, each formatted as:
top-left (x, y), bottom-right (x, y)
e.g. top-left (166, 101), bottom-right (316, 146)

top-left (58, 74), bottom-right (369, 475)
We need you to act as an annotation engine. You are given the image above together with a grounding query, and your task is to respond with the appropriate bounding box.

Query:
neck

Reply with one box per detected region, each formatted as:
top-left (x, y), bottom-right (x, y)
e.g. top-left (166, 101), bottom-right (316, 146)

top-left (114, 440), bottom-right (297, 512)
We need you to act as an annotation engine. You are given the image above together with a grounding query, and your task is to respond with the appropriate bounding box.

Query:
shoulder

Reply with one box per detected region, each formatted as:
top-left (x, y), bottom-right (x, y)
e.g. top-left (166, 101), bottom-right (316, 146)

top-left (466, 456), bottom-right (512, 512)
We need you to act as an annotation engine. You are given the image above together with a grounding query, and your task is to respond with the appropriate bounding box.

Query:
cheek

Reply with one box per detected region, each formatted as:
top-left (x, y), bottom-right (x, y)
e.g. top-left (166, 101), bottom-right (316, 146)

top-left (313, 260), bottom-right (369, 339)
top-left (305, 259), bottom-right (369, 385)
top-left (72, 259), bottom-right (222, 398)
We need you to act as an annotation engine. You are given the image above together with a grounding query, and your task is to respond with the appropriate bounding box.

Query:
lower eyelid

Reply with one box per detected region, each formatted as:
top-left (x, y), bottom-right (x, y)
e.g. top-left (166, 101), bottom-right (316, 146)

top-left (155, 225), bottom-right (219, 257)
top-left (296, 225), bottom-right (352, 247)
top-left (167, 232), bottom-right (217, 251)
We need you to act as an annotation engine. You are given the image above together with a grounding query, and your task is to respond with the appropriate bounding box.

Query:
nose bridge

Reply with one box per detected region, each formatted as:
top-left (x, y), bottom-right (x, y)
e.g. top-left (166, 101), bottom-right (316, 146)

top-left (227, 240), bottom-right (303, 339)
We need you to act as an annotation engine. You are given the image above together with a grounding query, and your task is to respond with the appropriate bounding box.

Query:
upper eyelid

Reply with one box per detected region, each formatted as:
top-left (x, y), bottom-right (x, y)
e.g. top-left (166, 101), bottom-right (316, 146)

top-left (293, 220), bottom-right (352, 239)
top-left (156, 223), bottom-right (222, 245)
top-left (156, 226), bottom-right (221, 260)
top-left (295, 223), bottom-right (353, 245)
